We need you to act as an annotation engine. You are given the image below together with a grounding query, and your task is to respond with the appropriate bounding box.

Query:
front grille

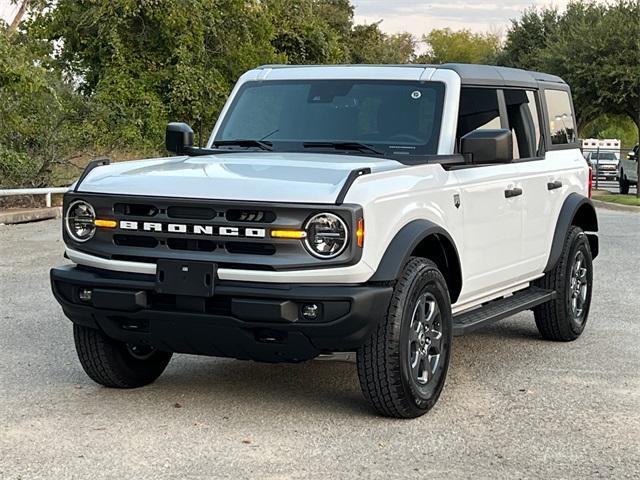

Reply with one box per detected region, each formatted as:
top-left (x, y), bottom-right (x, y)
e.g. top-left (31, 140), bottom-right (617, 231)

top-left (225, 242), bottom-right (276, 256)
top-left (167, 238), bottom-right (217, 252)
top-left (114, 203), bottom-right (158, 217)
top-left (226, 209), bottom-right (276, 223)
top-left (64, 193), bottom-right (362, 271)
top-left (114, 235), bottom-right (159, 248)
top-left (167, 206), bottom-right (217, 220)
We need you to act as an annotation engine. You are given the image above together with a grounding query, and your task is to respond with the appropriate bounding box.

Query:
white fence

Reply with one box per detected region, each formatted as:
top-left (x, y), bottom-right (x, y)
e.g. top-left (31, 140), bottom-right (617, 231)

top-left (0, 187), bottom-right (69, 207)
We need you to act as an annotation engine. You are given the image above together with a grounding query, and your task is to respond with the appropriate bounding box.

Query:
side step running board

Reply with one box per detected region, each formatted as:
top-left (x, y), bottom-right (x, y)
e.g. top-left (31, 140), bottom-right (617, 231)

top-left (453, 286), bottom-right (555, 336)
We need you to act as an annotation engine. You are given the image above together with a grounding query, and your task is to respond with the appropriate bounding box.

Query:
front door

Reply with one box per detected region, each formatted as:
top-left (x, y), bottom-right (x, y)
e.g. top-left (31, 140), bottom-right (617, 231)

top-left (453, 87), bottom-right (525, 302)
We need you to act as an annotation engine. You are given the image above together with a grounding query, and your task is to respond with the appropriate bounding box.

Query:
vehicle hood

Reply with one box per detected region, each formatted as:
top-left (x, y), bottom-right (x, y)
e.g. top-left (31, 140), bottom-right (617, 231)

top-left (76, 152), bottom-right (405, 204)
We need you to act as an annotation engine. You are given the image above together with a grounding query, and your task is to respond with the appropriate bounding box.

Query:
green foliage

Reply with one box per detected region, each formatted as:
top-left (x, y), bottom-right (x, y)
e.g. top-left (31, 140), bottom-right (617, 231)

top-left (581, 114), bottom-right (639, 147)
top-left (26, 0), bottom-right (284, 151)
top-left (349, 24), bottom-right (415, 64)
top-left (0, 23), bottom-right (91, 187)
top-left (417, 28), bottom-right (500, 65)
top-left (267, 0), bottom-right (351, 64)
top-left (500, 1), bottom-right (640, 140)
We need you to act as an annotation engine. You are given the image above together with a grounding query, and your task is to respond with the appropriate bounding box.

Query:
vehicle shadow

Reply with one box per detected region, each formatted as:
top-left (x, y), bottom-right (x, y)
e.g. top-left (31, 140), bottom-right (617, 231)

top-left (122, 316), bottom-right (547, 418)
top-left (150, 355), bottom-right (374, 418)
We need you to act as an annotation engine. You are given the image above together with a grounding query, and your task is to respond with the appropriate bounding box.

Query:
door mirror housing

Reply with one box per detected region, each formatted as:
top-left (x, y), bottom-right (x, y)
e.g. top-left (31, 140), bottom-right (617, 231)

top-left (461, 129), bottom-right (513, 165)
top-left (166, 122), bottom-right (194, 154)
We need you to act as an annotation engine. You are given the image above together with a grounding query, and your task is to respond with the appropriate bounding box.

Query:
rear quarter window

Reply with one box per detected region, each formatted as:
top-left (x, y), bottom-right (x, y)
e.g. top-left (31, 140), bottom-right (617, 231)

top-left (544, 89), bottom-right (576, 145)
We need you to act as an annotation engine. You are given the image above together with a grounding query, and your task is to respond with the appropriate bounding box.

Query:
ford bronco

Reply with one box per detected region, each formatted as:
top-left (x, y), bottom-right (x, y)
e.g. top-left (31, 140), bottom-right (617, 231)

top-left (51, 64), bottom-right (598, 418)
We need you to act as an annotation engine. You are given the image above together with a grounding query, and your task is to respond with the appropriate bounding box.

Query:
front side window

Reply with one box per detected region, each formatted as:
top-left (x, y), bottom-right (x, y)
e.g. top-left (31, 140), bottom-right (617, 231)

top-left (544, 89), bottom-right (576, 145)
top-left (215, 80), bottom-right (445, 159)
top-left (456, 87), bottom-right (502, 145)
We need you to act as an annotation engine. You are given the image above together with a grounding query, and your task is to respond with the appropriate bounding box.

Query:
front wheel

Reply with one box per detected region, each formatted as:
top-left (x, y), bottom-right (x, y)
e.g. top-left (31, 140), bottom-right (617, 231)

top-left (619, 172), bottom-right (630, 194)
top-left (357, 258), bottom-right (452, 418)
top-left (73, 324), bottom-right (172, 388)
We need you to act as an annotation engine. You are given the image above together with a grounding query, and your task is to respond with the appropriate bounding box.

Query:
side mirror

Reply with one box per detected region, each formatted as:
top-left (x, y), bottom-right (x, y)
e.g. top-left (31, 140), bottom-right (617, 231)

top-left (461, 129), bottom-right (513, 164)
top-left (166, 122), bottom-right (194, 154)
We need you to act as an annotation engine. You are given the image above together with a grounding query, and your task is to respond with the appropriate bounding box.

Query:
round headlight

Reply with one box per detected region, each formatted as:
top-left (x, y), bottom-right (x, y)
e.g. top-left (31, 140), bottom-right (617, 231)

top-left (304, 213), bottom-right (349, 259)
top-left (65, 200), bottom-right (96, 242)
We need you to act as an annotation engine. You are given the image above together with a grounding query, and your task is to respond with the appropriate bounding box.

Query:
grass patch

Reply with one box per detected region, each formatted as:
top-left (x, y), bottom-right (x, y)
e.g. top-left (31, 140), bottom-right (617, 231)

top-left (593, 193), bottom-right (640, 207)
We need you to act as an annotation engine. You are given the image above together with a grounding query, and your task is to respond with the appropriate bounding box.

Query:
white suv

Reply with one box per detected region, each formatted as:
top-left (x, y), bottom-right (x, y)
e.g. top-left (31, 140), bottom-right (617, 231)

top-left (51, 64), bottom-right (599, 418)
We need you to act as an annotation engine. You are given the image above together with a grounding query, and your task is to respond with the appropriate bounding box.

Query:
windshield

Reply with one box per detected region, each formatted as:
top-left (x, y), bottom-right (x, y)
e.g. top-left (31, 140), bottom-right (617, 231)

top-left (214, 80), bottom-right (445, 159)
top-left (591, 152), bottom-right (617, 160)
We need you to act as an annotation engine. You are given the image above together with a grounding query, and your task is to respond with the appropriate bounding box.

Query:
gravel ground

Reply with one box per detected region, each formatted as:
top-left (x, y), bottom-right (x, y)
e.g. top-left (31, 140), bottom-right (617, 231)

top-left (1, 209), bottom-right (639, 479)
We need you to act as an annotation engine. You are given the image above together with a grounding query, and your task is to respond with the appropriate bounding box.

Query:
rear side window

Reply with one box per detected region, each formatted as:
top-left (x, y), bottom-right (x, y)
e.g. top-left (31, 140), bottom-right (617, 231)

top-left (544, 89), bottom-right (576, 145)
top-left (505, 89), bottom-right (542, 159)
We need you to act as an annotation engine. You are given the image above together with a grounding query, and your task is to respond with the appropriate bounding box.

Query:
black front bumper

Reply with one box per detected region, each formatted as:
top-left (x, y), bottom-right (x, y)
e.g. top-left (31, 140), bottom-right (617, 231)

top-left (51, 265), bottom-right (392, 363)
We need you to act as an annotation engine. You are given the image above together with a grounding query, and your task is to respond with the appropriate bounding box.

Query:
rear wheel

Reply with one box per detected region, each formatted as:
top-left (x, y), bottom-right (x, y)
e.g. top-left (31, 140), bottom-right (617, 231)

top-left (534, 226), bottom-right (593, 341)
top-left (357, 258), bottom-right (452, 418)
top-left (73, 324), bottom-right (172, 388)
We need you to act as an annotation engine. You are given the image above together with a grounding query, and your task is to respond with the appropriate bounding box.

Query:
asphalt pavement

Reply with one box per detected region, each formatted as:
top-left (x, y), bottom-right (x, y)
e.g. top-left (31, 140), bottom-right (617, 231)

top-left (1, 209), bottom-right (639, 479)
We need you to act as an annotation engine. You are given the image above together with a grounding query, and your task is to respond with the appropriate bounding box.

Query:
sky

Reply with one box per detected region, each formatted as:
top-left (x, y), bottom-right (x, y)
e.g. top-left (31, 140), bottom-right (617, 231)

top-left (1, 0), bottom-right (569, 37)
top-left (352, 0), bottom-right (570, 38)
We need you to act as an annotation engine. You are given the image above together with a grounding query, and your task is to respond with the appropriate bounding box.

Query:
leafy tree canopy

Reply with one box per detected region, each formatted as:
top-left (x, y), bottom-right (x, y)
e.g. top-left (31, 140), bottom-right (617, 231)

top-left (417, 28), bottom-right (500, 65)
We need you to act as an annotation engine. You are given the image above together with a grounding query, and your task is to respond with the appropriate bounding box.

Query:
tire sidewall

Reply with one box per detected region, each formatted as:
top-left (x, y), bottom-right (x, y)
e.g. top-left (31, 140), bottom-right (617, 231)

top-left (563, 231), bottom-right (593, 336)
top-left (397, 262), bottom-right (452, 412)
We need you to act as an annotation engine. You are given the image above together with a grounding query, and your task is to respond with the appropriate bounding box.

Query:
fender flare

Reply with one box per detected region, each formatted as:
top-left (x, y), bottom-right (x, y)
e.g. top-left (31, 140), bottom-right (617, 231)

top-left (369, 219), bottom-right (462, 302)
top-left (545, 193), bottom-right (599, 272)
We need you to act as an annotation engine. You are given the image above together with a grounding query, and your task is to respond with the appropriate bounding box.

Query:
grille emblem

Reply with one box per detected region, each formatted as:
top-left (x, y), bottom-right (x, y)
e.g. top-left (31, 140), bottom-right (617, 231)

top-left (118, 221), bottom-right (265, 238)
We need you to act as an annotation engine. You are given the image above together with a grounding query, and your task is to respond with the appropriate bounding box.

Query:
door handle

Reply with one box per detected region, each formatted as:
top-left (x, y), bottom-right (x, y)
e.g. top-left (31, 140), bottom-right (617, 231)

top-left (547, 180), bottom-right (563, 190)
top-left (504, 187), bottom-right (523, 198)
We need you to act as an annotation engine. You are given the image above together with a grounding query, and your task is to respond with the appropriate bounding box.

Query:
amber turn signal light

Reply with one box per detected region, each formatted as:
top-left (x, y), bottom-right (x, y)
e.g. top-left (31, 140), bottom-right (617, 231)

top-left (271, 229), bottom-right (307, 239)
top-left (94, 219), bottom-right (117, 228)
top-left (356, 218), bottom-right (364, 248)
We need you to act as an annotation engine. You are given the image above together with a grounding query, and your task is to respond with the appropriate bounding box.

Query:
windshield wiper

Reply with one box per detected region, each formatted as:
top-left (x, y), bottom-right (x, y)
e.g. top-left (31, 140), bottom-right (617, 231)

top-left (303, 141), bottom-right (385, 156)
top-left (212, 139), bottom-right (273, 151)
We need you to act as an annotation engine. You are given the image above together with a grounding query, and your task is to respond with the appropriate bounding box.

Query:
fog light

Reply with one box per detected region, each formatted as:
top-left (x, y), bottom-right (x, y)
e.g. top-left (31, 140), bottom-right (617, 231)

top-left (302, 304), bottom-right (319, 320)
top-left (78, 288), bottom-right (92, 302)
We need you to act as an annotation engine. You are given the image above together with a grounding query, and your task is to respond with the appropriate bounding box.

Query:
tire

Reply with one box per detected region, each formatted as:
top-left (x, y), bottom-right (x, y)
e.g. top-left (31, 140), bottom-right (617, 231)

top-left (619, 172), bottom-right (630, 194)
top-left (73, 324), bottom-right (172, 388)
top-left (533, 226), bottom-right (593, 341)
top-left (356, 258), bottom-right (452, 418)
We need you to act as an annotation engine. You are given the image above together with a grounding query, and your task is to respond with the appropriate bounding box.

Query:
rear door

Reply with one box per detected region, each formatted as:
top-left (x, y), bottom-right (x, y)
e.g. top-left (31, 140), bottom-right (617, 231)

top-left (453, 87), bottom-right (525, 300)
top-left (516, 87), bottom-right (584, 276)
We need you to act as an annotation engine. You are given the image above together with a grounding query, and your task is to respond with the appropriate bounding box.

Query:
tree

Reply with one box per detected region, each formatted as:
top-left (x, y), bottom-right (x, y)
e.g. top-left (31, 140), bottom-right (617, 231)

top-left (0, 23), bottom-right (90, 187)
top-left (265, 0), bottom-right (348, 64)
top-left (26, 0), bottom-right (283, 151)
top-left (500, 1), bottom-right (640, 196)
top-left (417, 28), bottom-right (500, 64)
top-left (497, 8), bottom-right (560, 70)
top-left (349, 23), bottom-right (416, 64)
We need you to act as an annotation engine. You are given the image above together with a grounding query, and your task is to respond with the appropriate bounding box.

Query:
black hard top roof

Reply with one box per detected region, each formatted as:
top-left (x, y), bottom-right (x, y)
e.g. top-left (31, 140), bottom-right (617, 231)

top-left (256, 63), bottom-right (567, 89)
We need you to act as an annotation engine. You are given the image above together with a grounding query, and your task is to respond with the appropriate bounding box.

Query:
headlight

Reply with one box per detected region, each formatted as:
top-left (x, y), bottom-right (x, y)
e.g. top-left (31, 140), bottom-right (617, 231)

top-left (65, 200), bottom-right (96, 242)
top-left (304, 213), bottom-right (348, 259)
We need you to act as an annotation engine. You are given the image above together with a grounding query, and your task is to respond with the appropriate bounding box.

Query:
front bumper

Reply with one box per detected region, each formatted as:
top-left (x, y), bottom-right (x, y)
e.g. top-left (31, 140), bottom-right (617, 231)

top-left (51, 265), bottom-right (392, 363)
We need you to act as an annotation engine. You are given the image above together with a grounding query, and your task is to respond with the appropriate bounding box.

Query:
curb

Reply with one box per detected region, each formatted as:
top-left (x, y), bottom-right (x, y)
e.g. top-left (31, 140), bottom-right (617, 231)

top-left (0, 207), bottom-right (62, 225)
top-left (592, 199), bottom-right (640, 213)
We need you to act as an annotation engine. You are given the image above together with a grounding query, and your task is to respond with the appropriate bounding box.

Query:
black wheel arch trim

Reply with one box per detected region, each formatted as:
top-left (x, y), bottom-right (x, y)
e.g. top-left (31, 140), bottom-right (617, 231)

top-left (369, 219), bottom-right (462, 303)
top-left (544, 192), bottom-right (599, 272)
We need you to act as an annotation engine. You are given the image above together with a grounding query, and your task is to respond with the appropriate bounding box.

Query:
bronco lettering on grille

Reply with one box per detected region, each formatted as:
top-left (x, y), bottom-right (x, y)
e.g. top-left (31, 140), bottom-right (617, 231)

top-left (118, 221), bottom-right (266, 238)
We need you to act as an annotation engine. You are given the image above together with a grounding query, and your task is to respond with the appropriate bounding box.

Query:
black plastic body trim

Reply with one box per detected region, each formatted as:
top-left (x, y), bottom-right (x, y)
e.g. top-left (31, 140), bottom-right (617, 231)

top-left (51, 265), bottom-right (393, 363)
top-left (335, 168), bottom-right (371, 205)
top-left (74, 159), bottom-right (110, 192)
top-left (370, 219), bottom-right (459, 282)
top-left (544, 193), bottom-right (599, 272)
